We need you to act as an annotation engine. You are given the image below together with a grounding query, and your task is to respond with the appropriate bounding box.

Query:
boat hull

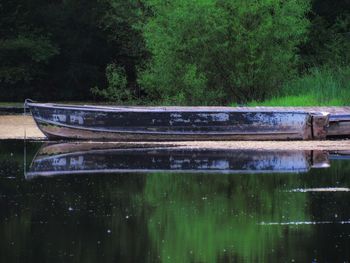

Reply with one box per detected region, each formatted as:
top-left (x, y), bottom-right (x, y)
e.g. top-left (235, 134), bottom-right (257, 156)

top-left (27, 103), bottom-right (327, 141)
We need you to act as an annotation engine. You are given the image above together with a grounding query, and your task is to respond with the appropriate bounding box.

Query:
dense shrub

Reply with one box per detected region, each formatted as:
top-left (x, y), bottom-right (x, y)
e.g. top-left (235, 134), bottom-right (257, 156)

top-left (91, 64), bottom-right (131, 102)
top-left (138, 0), bottom-right (310, 105)
top-left (303, 14), bottom-right (350, 68)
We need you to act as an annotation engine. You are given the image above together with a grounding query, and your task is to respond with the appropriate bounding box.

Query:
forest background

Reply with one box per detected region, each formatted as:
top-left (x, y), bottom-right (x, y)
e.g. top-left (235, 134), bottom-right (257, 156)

top-left (1, 0), bottom-right (350, 106)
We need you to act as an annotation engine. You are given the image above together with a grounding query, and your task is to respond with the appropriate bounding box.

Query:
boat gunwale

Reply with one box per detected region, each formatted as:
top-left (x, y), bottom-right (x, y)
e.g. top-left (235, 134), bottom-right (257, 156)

top-left (27, 102), bottom-right (319, 114)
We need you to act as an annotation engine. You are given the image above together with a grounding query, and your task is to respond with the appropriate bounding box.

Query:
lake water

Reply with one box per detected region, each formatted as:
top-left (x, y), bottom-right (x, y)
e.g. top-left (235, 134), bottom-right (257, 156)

top-left (1, 140), bottom-right (350, 262)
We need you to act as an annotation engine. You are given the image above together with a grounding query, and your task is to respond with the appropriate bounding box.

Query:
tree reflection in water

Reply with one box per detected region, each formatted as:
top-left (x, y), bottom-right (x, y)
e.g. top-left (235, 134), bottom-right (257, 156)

top-left (145, 172), bottom-right (310, 262)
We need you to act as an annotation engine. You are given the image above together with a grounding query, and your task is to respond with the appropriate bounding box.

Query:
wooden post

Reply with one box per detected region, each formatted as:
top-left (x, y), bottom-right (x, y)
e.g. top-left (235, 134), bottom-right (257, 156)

top-left (312, 113), bottom-right (329, 140)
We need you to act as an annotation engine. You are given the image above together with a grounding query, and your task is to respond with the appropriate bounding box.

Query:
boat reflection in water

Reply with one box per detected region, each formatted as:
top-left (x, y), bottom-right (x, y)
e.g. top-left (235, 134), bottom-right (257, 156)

top-left (25, 142), bottom-right (336, 179)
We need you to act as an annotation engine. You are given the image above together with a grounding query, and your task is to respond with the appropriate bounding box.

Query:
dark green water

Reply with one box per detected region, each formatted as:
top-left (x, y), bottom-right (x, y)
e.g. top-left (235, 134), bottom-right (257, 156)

top-left (1, 140), bottom-right (350, 262)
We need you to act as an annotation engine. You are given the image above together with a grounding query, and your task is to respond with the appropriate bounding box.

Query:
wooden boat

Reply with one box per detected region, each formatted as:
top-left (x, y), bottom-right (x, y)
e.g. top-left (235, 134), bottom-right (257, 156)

top-left (25, 101), bottom-right (330, 141)
top-left (25, 142), bottom-right (330, 179)
top-left (235, 106), bottom-right (350, 138)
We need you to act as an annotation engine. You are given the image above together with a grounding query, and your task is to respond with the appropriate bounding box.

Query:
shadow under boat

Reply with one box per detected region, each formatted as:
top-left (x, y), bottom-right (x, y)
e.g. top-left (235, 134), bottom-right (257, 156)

top-left (25, 142), bottom-right (334, 179)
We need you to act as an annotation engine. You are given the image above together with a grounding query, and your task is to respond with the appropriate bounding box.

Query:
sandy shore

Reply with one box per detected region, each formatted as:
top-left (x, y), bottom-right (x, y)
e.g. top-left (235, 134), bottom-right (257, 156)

top-left (1, 115), bottom-right (350, 150)
top-left (0, 115), bottom-right (45, 139)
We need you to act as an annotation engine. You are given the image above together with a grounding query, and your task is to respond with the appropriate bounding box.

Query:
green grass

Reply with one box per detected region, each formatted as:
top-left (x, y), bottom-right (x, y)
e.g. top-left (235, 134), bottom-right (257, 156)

top-left (241, 66), bottom-right (350, 107)
top-left (247, 95), bottom-right (346, 106)
top-left (0, 102), bottom-right (24, 107)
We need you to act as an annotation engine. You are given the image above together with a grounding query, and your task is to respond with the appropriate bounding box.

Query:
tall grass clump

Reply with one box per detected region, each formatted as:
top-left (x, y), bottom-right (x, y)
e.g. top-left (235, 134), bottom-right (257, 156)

top-left (246, 67), bottom-right (350, 106)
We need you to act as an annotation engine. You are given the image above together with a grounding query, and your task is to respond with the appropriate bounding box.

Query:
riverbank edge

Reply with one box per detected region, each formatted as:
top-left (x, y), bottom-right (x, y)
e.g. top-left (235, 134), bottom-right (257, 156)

top-left (2, 138), bottom-right (350, 151)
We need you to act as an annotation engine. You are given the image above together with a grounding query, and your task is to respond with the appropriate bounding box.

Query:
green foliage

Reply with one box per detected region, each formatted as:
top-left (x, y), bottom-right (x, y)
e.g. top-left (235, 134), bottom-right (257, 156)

top-left (91, 64), bottom-right (131, 102)
top-left (101, 0), bottom-right (147, 59)
top-left (139, 0), bottom-right (310, 105)
top-left (303, 14), bottom-right (350, 67)
top-left (40, 0), bottom-right (146, 101)
top-left (88, 0), bottom-right (147, 103)
top-left (245, 67), bottom-right (350, 106)
top-left (0, 35), bottom-right (58, 84)
top-left (0, 0), bottom-right (349, 104)
top-left (0, 0), bottom-right (147, 101)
